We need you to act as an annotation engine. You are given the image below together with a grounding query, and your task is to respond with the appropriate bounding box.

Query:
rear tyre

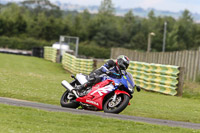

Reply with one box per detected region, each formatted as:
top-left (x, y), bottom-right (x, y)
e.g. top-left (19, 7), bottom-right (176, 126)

top-left (103, 94), bottom-right (129, 114)
top-left (60, 90), bottom-right (80, 108)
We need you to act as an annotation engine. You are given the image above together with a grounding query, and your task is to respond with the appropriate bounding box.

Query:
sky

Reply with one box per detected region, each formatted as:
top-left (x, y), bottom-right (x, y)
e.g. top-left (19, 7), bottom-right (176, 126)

top-left (5, 0), bottom-right (200, 14)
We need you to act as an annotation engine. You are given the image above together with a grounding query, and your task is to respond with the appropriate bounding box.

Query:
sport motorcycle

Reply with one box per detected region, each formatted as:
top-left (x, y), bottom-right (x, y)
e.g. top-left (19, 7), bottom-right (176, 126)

top-left (60, 71), bottom-right (140, 114)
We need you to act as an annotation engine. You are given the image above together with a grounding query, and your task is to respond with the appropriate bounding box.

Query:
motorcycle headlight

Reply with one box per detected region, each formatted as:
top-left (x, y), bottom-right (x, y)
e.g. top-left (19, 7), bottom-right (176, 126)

top-left (127, 81), bottom-right (134, 93)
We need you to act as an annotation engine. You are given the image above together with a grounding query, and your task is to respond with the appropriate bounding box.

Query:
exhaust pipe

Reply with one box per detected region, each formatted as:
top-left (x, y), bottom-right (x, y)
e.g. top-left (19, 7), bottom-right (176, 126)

top-left (61, 80), bottom-right (79, 98)
top-left (61, 80), bottom-right (74, 91)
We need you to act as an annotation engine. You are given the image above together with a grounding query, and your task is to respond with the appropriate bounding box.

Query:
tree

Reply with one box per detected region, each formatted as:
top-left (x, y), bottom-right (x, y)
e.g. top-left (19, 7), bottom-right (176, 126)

top-left (0, 17), bottom-right (5, 35)
top-left (130, 32), bottom-right (147, 50)
top-left (148, 10), bottom-right (156, 20)
top-left (168, 10), bottom-right (195, 50)
top-left (88, 0), bottom-right (119, 47)
top-left (98, 0), bottom-right (115, 16)
top-left (1, 1), bottom-right (200, 53)
top-left (120, 10), bottom-right (136, 43)
top-left (14, 14), bottom-right (27, 35)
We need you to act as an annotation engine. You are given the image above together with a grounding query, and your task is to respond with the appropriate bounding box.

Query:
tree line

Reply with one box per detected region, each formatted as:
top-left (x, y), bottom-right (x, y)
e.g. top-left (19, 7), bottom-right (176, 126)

top-left (0, 0), bottom-right (200, 54)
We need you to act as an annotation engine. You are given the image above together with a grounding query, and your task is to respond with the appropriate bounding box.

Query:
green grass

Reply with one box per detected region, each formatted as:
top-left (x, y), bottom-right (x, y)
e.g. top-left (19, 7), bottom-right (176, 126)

top-left (183, 81), bottom-right (200, 99)
top-left (0, 53), bottom-right (71, 105)
top-left (0, 104), bottom-right (199, 133)
top-left (0, 53), bottom-right (200, 124)
top-left (122, 91), bottom-right (200, 123)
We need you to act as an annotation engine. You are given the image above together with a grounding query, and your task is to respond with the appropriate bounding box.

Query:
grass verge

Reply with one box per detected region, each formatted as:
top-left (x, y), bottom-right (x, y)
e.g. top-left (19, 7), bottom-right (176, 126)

top-left (183, 81), bottom-right (200, 99)
top-left (0, 104), bottom-right (199, 133)
top-left (0, 53), bottom-right (71, 105)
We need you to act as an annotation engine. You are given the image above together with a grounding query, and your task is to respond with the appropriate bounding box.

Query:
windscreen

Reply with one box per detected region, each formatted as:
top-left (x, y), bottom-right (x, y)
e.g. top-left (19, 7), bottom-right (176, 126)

top-left (126, 72), bottom-right (135, 87)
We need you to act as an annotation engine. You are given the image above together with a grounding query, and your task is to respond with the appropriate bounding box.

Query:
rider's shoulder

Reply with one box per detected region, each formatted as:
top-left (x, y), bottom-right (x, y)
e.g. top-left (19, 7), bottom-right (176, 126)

top-left (106, 59), bottom-right (116, 66)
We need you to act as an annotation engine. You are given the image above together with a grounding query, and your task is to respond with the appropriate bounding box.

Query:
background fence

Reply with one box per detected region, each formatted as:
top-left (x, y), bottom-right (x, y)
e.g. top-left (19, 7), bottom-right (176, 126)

top-left (111, 47), bottom-right (200, 81)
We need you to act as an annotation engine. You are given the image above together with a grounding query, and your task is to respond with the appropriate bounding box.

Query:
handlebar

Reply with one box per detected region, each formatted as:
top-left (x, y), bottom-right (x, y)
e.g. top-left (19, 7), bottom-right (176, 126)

top-left (112, 72), bottom-right (120, 76)
top-left (105, 70), bottom-right (128, 79)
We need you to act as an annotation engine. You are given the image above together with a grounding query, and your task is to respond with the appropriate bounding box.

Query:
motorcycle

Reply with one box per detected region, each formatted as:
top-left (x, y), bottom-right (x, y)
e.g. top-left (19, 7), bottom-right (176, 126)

top-left (60, 70), bottom-right (141, 114)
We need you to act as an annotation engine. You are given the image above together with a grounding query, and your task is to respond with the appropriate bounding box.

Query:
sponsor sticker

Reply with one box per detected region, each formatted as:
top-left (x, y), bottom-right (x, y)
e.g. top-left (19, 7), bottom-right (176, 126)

top-left (86, 100), bottom-right (99, 106)
top-left (91, 85), bottom-right (115, 96)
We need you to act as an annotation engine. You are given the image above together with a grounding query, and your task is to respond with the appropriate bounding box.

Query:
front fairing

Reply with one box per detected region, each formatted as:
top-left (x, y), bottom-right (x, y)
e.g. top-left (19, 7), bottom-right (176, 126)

top-left (102, 72), bottom-right (135, 93)
top-left (102, 76), bottom-right (121, 86)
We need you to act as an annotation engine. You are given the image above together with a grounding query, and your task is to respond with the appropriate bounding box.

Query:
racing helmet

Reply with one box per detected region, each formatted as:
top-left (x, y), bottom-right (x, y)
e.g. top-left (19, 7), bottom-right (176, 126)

top-left (116, 55), bottom-right (130, 70)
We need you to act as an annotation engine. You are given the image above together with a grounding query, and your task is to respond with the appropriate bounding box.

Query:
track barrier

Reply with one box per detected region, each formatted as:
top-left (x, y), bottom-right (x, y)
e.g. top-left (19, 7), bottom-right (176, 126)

top-left (44, 46), bottom-right (57, 63)
top-left (62, 53), bottom-right (93, 75)
top-left (127, 61), bottom-right (183, 96)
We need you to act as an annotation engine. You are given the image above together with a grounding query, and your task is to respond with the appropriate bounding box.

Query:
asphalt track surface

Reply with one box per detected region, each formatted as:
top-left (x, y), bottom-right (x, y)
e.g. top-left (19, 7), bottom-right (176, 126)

top-left (0, 97), bottom-right (200, 130)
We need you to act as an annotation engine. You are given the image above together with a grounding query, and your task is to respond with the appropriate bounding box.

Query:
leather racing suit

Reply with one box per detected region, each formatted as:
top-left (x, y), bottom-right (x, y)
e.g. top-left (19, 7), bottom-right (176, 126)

top-left (77, 59), bottom-right (121, 90)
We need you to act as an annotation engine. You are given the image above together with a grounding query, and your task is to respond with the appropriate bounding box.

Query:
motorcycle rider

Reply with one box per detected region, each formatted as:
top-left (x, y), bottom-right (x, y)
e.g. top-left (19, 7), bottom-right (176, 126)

top-left (76, 55), bottom-right (130, 92)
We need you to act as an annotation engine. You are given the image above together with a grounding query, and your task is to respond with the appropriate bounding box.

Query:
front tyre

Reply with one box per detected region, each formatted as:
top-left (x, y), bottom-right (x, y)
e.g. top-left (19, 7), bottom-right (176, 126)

top-left (60, 90), bottom-right (80, 108)
top-left (103, 94), bottom-right (130, 114)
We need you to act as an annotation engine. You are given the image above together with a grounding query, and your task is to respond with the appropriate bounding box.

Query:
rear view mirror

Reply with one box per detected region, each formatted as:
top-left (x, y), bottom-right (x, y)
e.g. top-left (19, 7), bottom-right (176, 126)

top-left (136, 86), bottom-right (141, 92)
top-left (71, 75), bottom-right (75, 79)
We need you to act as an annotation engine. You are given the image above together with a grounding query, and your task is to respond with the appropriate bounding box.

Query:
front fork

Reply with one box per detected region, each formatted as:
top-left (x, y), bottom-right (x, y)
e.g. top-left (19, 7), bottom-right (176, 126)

top-left (111, 93), bottom-right (117, 102)
top-left (113, 90), bottom-right (131, 105)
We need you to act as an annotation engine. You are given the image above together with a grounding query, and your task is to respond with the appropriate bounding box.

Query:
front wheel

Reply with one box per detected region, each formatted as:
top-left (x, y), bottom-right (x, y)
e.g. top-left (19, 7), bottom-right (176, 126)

top-left (60, 90), bottom-right (80, 108)
top-left (103, 94), bottom-right (130, 114)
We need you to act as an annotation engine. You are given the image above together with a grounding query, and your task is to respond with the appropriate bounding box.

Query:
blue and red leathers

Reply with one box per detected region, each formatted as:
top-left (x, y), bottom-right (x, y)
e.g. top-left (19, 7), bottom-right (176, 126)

top-left (79, 59), bottom-right (121, 89)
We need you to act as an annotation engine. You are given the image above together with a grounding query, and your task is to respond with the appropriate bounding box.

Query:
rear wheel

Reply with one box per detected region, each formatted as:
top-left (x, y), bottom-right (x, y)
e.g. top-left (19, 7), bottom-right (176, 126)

top-left (103, 94), bottom-right (129, 114)
top-left (60, 90), bottom-right (80, 108)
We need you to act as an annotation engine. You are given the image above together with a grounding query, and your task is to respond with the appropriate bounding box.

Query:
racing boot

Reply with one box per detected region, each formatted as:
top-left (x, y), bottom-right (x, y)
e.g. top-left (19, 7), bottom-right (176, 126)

top-left (75, 83), bottom-right (88, 92)
top-left (75, 83), bottom-right (89, 97)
